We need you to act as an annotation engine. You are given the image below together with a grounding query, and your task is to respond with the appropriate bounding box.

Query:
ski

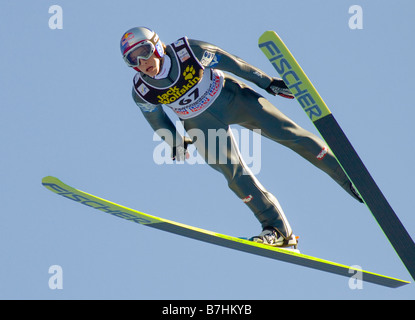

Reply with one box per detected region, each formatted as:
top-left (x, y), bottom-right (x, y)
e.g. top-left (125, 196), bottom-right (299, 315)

top-left (42, 176), bottom-right (409, 288)
top-left (258, 30), bottom-right (415, 281)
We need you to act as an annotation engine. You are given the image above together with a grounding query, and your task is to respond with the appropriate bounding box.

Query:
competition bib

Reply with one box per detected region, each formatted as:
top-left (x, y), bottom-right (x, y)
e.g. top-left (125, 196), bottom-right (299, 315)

top-left (133, 37), bottom-right (223, 119)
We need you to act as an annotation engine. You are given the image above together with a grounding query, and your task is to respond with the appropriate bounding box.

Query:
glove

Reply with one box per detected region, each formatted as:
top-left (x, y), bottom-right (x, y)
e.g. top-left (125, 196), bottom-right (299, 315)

top-left (266, 78), bottom-right (294, 99)
top-left (171, 137), bottom-right (193, 161)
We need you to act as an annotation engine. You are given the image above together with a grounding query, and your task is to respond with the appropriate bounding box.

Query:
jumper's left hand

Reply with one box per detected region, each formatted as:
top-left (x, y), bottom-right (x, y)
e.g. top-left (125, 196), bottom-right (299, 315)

top-left (266, 78), bottom-right (294, 99)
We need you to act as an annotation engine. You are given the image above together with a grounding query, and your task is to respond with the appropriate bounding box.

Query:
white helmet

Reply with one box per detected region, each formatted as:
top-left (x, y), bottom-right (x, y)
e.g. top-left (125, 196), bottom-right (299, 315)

top-left (120, 27), bottom-right (164, 71)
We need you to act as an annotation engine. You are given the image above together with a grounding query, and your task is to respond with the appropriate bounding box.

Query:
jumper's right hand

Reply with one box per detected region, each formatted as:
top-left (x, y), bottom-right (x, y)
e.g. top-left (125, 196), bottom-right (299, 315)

top-left (171, 137), bottom-right (193, 161)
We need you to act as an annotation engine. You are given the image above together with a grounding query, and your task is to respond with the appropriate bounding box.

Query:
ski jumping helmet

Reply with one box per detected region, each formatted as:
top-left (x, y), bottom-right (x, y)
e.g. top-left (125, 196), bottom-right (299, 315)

top-left (120, 27), bottom-right (165, 72)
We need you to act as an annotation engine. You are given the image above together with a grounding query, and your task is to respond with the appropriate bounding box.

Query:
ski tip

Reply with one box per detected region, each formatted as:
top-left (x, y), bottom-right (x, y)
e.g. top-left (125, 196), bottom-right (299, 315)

top-left (41, 175), bottom-right (62, 187)
top-left (259, 30), bottom-right (278, 39)
top-left (42, 175), bottom-right (55, 183)
top-left (261, 30), bottom-right (276, 35)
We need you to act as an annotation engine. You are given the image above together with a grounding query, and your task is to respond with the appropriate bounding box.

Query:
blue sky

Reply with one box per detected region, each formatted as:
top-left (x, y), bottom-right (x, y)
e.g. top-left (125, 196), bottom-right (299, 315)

top-left (1, 0), bottom-right (414, 299)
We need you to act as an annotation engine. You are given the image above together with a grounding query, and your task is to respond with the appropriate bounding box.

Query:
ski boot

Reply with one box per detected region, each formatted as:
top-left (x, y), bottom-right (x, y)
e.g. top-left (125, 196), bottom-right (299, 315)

top-left (250, 227), bottom-right (299, 249)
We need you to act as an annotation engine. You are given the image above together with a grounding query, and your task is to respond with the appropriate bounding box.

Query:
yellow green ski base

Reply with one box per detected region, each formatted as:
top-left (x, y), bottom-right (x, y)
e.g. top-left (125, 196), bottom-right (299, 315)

top-left (42, 176), bottom-right (409, 288)
top-left (259, 30), bottom-right (415, 282)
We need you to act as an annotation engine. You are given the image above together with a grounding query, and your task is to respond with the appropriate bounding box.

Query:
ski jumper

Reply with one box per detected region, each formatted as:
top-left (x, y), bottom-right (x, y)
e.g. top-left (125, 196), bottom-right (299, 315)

top-left (132, 37), bottom-right (356, 239)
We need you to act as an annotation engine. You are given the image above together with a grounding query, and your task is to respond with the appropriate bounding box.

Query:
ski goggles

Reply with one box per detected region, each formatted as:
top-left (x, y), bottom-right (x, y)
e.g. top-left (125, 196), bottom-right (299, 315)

top-left (123, 41), bottom-right (155, 67)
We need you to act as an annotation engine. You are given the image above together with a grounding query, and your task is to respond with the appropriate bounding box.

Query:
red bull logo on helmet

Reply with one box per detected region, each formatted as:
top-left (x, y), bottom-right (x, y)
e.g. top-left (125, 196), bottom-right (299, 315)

top-left (121, 32), bottom-right (135, 53)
